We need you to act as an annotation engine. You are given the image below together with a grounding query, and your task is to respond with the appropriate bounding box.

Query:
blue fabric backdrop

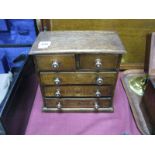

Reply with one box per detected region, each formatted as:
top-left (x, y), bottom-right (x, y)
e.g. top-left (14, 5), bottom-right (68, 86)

top-left (0, 19), bottom-right (37, 73)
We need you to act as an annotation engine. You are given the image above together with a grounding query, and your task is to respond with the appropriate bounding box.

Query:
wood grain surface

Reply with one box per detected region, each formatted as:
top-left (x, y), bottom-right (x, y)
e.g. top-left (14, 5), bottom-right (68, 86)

top-left (43, 85), bottom-right (113, 97)
top-left (40, 72), bottom-right (116, 85)
top-left (41, 19), bottom-right (155, 69)
top-left (44, 97), bottom-right (112, 108)
top-left (79, 54), bottom-right (119, 70)
top-left (35, 54), bottom-right (76, 71)
top-left (30, 31), bottom-right (126, 55)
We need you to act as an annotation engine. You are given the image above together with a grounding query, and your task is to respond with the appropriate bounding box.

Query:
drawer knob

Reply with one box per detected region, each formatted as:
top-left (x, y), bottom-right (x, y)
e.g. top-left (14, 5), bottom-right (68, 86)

top-left (95, 59), bottom-right (102, 68)
top-left (57, 102), bottom-right (62, 110)
top-left (94, 102), bottom-right (99, 110)
top-left (96, 90), bottom-right (101, 97)
top-left (52, 61), bottom-right (59, 69)
top-left (54, 77), bottom-right (61, 85)
top-left (55, 89), bottom-right (61, 97)
top-left (96, 77), bottom-right (103, 85)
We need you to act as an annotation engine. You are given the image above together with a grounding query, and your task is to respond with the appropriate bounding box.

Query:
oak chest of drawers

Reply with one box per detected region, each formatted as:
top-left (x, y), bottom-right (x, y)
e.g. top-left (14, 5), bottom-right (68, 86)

top-left (30, 31), bottom-right (126, 112)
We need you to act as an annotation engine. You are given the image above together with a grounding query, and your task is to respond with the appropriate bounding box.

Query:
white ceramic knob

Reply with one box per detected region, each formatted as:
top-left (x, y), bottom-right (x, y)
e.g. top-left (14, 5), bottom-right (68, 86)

top-left (95, 59), bottom-right (102, 68)
top-left (94, 102), bottom-right (99, 110)
top-left (57, 102), bottom-right (62, 110)
top-left (96, 77), bottom-right (103, 85)
top-left (54, 77), bottom-right (61, 85)
top-left (52, 61), bottom-right (59, 69)
top-left (55, 89), bottom-right (61, 97)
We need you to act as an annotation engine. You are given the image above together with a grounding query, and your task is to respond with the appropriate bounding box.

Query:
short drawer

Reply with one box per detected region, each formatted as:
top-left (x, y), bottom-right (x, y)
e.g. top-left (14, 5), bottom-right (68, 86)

top-left (79, 54), bottom-right (119, 70)
top-left (43, 85), bottom-right (113, 97)
top-left (44, 98), bottom-right (112, 109)
top-left (35, 54), bottom-right (76, 71)
top-left (40, 72), bottom-right (117, 85)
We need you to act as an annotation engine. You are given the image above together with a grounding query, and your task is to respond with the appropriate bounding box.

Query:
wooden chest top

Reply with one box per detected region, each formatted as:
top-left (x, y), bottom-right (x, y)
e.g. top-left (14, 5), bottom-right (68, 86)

top-left (29, 31), bottom-right (126, 55)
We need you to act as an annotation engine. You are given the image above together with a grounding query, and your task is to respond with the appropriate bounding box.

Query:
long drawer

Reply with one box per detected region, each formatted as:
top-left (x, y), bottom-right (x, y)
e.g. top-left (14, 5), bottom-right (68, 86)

top-left (40, 72), bottom-right (117, 85)
top-left (44, 98), bottom-right (112, 112)
top-left (43, 85), bottom-right (113, 97)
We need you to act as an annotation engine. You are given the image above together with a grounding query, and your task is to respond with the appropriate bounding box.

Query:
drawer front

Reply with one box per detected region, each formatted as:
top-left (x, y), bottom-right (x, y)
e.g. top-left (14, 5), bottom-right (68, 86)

top-left (79, 54), bottom-right (119, 70)
top-left (43, 85), bottom-right (113, 97)
top-left (35, 54), bottom-right (76, 71)
top-left (40, 72), bottom-right (117, 85)
top-left (44, 98), bottom-right (112, 109)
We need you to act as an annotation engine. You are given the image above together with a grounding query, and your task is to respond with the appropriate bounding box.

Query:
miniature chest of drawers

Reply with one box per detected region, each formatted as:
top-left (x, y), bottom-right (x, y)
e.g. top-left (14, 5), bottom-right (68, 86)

top-left (30, 31), bottom-right (126, 112)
